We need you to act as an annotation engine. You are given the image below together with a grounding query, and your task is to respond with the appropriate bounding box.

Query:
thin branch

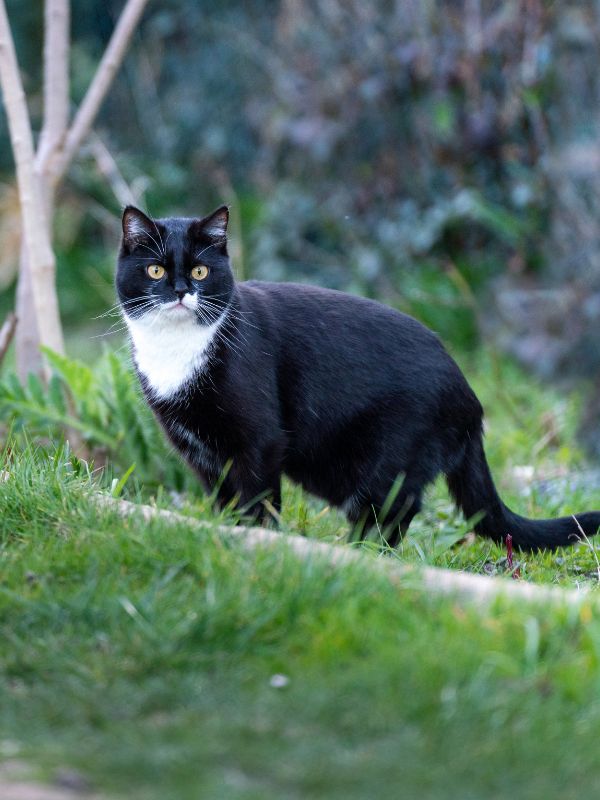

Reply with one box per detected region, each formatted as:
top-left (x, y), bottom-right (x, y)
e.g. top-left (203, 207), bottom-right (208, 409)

top-left (48, 0), bottom-right (149, 184)
top-left (96, 496), bottom-right (590, 607)
top-left (87, 133), bottom-right (137, 206)
top-left (36, 0), bottom-right (70, 175)
top-left (0, 311), bottom-right (17, 364)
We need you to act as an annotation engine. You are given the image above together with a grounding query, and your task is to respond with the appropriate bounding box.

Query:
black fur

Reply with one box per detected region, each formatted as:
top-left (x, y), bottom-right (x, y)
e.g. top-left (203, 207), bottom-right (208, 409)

top-left (116, 206), bottom-right (600, 550)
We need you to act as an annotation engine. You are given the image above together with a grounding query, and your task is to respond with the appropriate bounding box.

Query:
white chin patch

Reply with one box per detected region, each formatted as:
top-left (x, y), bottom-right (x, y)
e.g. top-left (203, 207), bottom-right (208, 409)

top-left (161, 293), bottom-right (197, 313)
top-left (125, 299), bottom-right (224, 399)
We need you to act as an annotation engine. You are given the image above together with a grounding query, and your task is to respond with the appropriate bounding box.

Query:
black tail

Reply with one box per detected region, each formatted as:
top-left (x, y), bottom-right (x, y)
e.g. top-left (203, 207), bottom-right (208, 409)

top-left (446, 434), bottom-right (600, 551)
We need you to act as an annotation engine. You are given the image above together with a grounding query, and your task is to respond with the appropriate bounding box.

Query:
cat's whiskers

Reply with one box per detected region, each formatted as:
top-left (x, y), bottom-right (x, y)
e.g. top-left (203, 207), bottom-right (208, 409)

top-left (219, 319), bottom-right (251, 352)
top-left (200, 301), bottom-right (253, 349)
top-left (96, 307), bottom-right (124, 320)
top-left (92, 324), bottom-right (129, 340)
top-left (97, 295), bottom-right (151, 319)
top-left (208, 323), bottom-right (243, 358)
top-left (197, 300), bottom-right (227, 326)
top-left (215, 331), bottom-right (244, 359)
top-left (201, 297), bottom-right (244, 323)
top-left (126, 297), bottom-right (159, 314)
top-left (194, 241), bottom-right (225, 261)
top-left (206, 313), bottom-right (246, 359)
top-left (137, 243), bottom-right (164, 261)
top-left (94, 298), bottom-right (160, 339)
top-left (200, 297), bottom-right (248, 335)
top-left (149, 216), bottom-right (166, 257)
top-left (193, 303), bottom-right (243, 358)
top-left (202, 296), bottom-right (260, 330)
top-left (144, 228), bottom-right (166, 260)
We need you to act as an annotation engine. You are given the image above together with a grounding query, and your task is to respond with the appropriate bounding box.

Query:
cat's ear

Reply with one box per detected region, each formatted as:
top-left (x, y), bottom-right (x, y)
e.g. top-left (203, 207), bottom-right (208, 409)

top-left (196, 206), bottom-right (229, 241)
top-left (122, 206), bottom-right (155, 247)
top-left (190, 206), bottom-right (229, 256)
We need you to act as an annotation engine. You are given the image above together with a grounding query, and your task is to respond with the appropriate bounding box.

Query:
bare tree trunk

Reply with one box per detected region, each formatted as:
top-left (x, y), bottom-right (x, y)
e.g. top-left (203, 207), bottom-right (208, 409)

top-left (0, 0), bottom-right (64, 380)
top-left (5, 0), bottom-right (149, 378)
top-left (14, 0), bottom-right (69, 377)
top-left (36, 0), bottom-right (70, 173)
top-left (15, 242), bottom-right (40, 381)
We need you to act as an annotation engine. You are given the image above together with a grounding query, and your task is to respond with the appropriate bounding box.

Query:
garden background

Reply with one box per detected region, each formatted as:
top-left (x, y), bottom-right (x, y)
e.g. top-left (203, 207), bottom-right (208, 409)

top-left (2, 2), bottom-right (600, 439)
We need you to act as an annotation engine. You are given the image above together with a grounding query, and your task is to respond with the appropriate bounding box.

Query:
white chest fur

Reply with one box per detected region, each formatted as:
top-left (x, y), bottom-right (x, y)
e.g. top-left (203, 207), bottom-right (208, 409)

top-left (125, 308), bottom-right (223, 399)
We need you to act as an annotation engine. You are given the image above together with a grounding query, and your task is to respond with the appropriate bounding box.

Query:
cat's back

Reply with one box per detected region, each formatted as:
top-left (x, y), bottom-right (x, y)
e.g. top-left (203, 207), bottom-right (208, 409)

top-left (234, 279), bottom-right (473, 440)
top-left (238, 279), bottom-right (446, 363)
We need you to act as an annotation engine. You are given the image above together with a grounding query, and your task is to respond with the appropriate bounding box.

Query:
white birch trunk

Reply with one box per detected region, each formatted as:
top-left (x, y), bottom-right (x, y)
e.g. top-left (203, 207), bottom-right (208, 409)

top-left (14, 0), bottom-right (70, 377)
top-left (0, 0), bottom-right (65, 378)
top-left (10, 0), bottom-right (148, 378)
top-left (15, 241), bottom-right (41, 380)
top-left (36, 0), bottom-right (70, 174)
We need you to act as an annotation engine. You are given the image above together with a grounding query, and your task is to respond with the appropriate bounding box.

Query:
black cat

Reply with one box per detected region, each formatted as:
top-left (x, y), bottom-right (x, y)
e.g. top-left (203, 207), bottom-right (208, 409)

top-left (116, 205), bottom-right (600, 550)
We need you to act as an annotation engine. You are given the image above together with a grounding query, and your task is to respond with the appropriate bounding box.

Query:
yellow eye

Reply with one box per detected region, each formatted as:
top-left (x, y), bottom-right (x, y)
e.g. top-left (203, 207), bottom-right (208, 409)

top-left (191, 265), bottom-right (209, 281)
top-left (147, 264), bottom-right (165, 280)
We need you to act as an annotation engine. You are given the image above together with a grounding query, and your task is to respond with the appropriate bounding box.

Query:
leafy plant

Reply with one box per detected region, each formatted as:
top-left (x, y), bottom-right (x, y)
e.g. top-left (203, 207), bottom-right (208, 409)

top-left (0, 348), bottom-right (197, 493)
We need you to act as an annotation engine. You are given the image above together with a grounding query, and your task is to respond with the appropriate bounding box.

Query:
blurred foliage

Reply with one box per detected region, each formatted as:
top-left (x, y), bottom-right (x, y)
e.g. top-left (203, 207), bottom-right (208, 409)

top-left (1, 1), bottom-right (600, 449)
top-left (0, 348), bottom-right (197, 493)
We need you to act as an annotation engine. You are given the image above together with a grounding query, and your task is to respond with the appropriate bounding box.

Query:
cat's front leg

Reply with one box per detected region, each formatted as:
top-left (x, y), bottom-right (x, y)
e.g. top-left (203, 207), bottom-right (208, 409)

top-left (216, 460), bottom-right (282, 526)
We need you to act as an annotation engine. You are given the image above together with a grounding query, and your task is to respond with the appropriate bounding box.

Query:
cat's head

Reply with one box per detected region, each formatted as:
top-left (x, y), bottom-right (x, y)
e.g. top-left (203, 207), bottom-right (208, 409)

top-left (116, 206), bottom-right (234, 326)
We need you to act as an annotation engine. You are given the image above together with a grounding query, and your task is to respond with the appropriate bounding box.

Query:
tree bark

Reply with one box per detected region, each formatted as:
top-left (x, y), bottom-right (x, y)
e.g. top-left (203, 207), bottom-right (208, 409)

top-left (0, 0), bottom-right (65, 379)
top-left (15, 241), bottom-right (41, 381)
top-left (14, 0), bottom-right (68, 377)
top-left (36, 0), bottom-right (70, 173)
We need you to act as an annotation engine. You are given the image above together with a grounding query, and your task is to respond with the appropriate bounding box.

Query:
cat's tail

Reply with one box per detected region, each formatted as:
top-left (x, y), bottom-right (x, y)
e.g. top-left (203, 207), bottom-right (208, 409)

top-left (446, 433), bottom-right (600, 551)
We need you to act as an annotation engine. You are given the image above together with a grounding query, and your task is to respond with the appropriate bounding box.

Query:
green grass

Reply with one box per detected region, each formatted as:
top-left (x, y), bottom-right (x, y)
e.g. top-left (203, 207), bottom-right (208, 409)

top-left (2, 351), bottom-right (600, 798)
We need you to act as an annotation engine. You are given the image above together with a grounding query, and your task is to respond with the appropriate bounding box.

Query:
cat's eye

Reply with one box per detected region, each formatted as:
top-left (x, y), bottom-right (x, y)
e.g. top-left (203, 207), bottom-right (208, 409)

top-left (147, 264), bottom-right (165, 280)
top-left (191, 265), bottom-right (209, 281)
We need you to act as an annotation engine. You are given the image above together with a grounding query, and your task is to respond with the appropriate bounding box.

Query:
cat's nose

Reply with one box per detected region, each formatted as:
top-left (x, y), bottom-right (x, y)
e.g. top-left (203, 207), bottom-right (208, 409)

top-left (173, 279), bottom-right (188, 300)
